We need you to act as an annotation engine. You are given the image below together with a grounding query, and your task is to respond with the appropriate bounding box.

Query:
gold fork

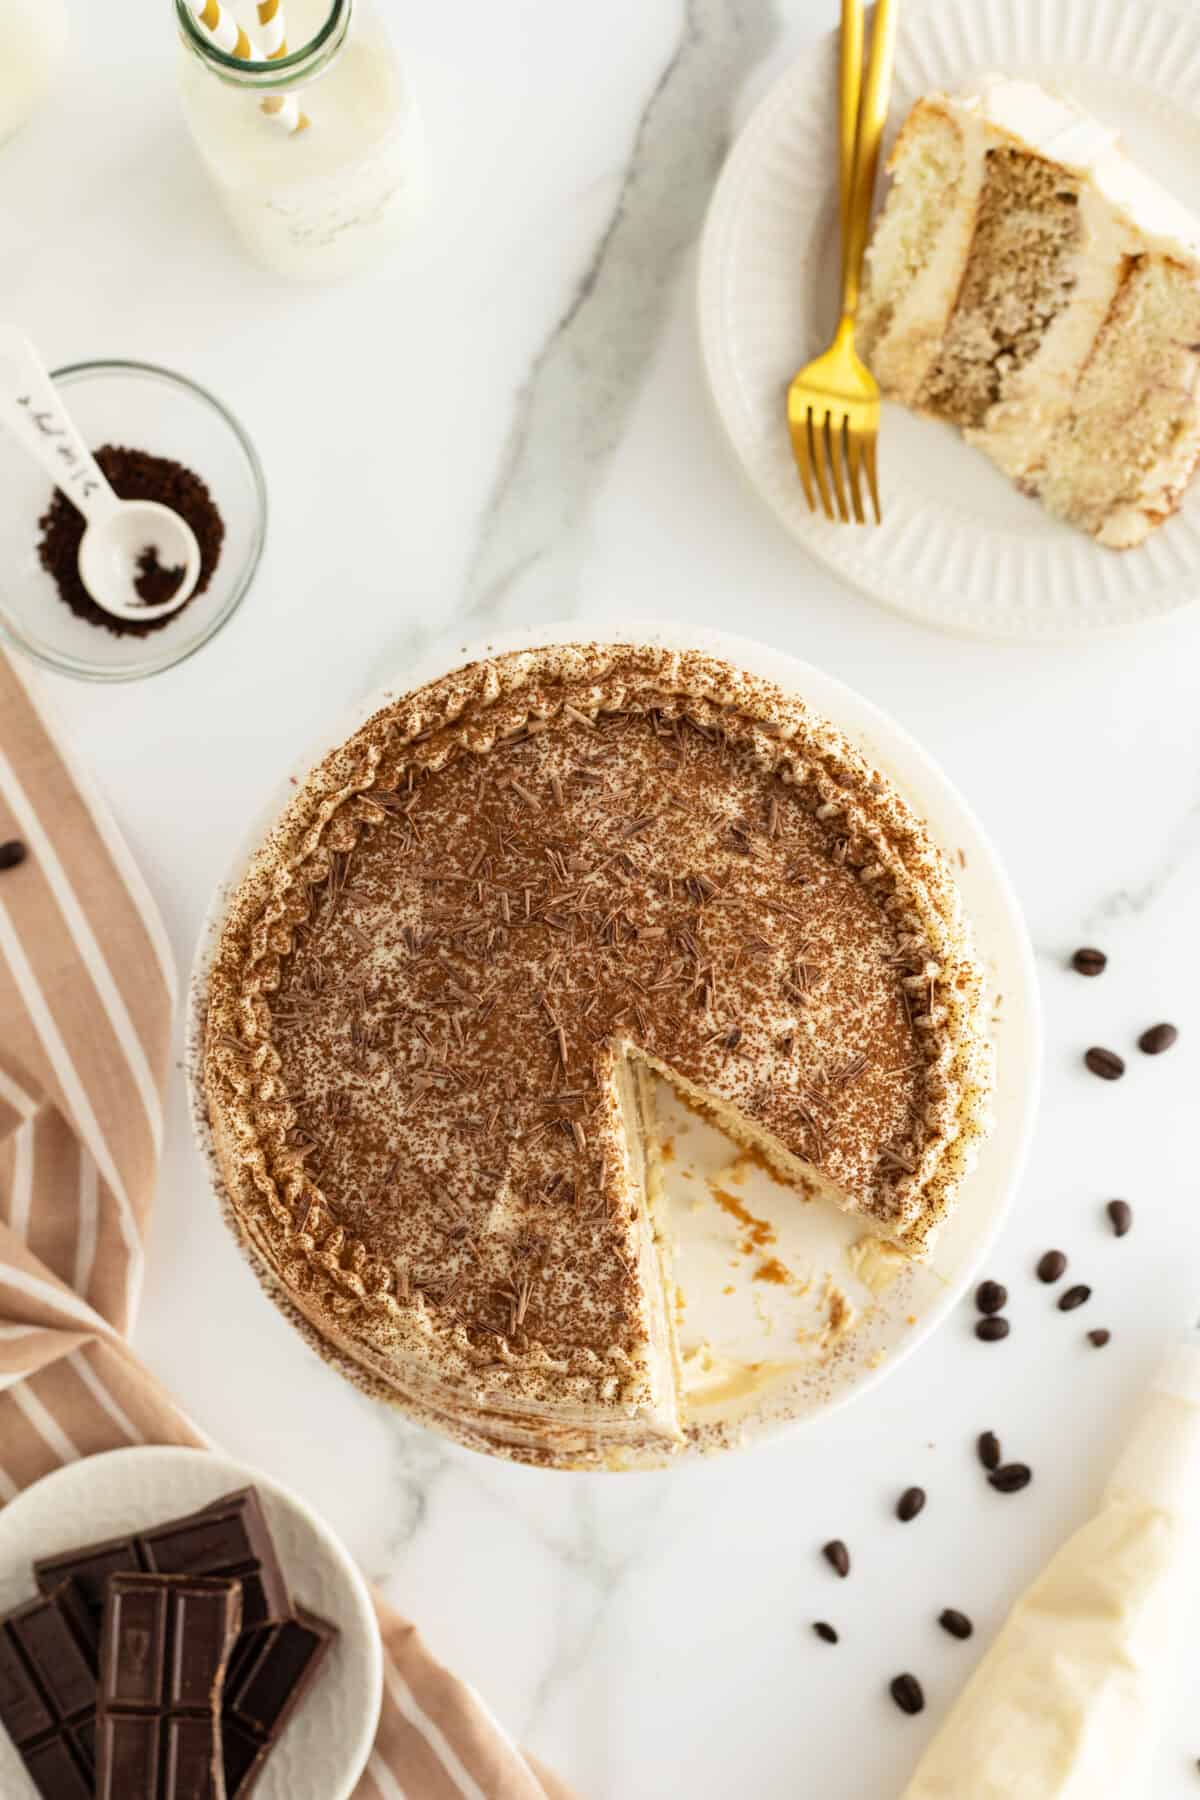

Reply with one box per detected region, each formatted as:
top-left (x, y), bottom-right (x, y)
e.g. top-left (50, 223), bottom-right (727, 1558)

top-left (787, 0), bottom-right (899, 523)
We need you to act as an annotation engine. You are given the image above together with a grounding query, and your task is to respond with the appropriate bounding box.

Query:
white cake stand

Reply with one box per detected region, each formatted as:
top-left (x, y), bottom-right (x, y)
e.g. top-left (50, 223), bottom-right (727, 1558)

top-left (188, 621), bottom-right (1040, 1463)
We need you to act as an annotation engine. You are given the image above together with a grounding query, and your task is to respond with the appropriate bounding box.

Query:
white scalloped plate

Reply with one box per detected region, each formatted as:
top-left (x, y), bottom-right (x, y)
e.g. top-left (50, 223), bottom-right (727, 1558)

top-left (0, 1447), bottom-right (381, 1800)
top-left (187, 621), bottom-right (1040, 1464)
top-left (698, 0), bottom-right (1200, 641)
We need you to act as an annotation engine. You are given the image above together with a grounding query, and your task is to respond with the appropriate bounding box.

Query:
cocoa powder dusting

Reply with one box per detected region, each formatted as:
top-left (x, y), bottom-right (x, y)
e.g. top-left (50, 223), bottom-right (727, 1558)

top-left (257, 701), bottom-right (929, 1360)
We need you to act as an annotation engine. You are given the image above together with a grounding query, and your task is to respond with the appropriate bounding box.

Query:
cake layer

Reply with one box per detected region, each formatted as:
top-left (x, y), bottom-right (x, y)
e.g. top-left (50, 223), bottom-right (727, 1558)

top-left (861, 79), bottom-right (1200, 547)
top-left (918, 144), bottom-right (1082, 430)
top-left (203, 644), bottom-right (993, 1466)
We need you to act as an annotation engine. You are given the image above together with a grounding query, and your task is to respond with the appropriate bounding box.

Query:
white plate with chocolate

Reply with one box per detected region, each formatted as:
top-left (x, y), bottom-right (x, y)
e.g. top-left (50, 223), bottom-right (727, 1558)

top-left (699, 0), bottom-right (1200, 640)
top-left (0, 1447), bottom-right (381, 1800)
top-left (187, 621), bottom-right (1040, 1469)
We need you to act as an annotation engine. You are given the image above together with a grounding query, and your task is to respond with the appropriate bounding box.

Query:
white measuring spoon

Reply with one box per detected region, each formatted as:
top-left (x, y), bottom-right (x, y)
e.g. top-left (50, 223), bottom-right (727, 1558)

top-left (0, 330), bottom-right (202, 622)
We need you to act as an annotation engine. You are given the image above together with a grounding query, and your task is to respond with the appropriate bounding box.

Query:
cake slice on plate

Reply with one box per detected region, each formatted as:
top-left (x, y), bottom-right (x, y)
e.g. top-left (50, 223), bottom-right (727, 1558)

top-left (860, 78), bottom-right (1200, 548)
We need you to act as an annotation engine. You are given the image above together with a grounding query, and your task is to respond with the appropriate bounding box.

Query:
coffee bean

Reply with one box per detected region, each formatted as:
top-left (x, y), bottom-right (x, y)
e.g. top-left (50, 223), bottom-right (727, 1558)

top-left (813, 1621), bottom-right (838, 1644)
top-left (1037, 1250), bottom-right (1068, 1283)
top-left (890, 1674), bottom-right (925, 1716)
top-left (1087, 1329), bottom-right (1112, 1348)
top-left (822, 1539), bottom-right (850, 1578)
top-left (975, 1316), bottom-right (1010, 1342)
top-left (977, 1431), bottom-right (1001, 1472)
top-left (1085, 1047), bottom-right (1125, 1081)
top-left (975, 1279), bottom-right (1007, 1315)
top-left (897, 1486), bottom-right (927, 1523)
top-left (1106, 1200), bottom-right (1133, 1238)
top-left (0, 840), bottom-right (26, 871)
top-left (938, 1609), bottom-right (973, 1641)
top-left (1071, 947), bottom-right (1107, 976)
top-left (989, 1463), bottom-right (1032, 1494)
top-left (1059, 1284), bottom-right (1092, 1312)
top-left (1138, 1022), bottom-right (1178, 1056)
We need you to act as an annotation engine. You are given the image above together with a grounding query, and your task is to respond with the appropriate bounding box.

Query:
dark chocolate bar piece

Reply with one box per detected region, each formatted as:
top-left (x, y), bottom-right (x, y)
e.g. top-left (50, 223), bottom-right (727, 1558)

top-left (36, 1488), bottom-right (290, 1634)
top-left (96, 1573), bottom-right (242, 1800)
top-left (221, 1606), bottom-right (338, 1797)
top-left (0, 1583), bottom-right (98, 1799)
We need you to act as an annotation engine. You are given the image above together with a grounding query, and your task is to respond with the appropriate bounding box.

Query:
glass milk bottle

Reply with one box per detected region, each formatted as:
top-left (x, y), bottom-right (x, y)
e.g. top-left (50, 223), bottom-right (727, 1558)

top-left (0, 0), bottom-right (68, 146)
top-left (175, 0), bottom-right (422, 281)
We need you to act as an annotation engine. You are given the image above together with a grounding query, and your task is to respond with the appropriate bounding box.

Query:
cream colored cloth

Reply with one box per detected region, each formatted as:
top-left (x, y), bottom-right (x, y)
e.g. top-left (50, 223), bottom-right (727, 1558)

top-left (0, 650), bottom-right (572, 1800)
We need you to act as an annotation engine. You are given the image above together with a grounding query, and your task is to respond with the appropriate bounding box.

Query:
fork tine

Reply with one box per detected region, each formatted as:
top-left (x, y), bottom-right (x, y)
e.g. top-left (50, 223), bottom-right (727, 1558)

top-left (861, 429), bottom-right (882, 523)
top-left (789, 413), bottom-right (817, 512)
top-left (808, 410), bottom-right (835, 521)
top-left (845, 424), bottom-right (866, 524)
top-left (825, 413), bottom-right (851, 523)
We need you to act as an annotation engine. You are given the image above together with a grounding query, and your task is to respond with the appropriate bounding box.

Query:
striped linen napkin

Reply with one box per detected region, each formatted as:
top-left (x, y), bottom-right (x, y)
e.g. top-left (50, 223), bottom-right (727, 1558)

top-left (0, 650), bottom-right (574, 1800)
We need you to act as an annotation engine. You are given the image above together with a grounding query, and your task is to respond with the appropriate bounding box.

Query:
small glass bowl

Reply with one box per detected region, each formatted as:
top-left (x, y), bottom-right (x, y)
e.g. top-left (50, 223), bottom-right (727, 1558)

top-left (0, 359), bottom-right (267, 681)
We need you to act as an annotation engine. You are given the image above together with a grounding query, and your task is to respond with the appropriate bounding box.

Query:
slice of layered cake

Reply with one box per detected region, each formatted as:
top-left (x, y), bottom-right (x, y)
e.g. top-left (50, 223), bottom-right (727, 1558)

top-left (860, 78), bottom-right (1200, 548)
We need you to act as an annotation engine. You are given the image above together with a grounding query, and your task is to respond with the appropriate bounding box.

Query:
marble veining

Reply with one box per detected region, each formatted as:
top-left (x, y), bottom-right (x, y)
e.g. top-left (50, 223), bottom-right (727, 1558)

top-left (462, 0), bottom-right (780, 631)
top-left (1080, 793), bottom-right (1200, 928)
top-left (369, 1416), bottom-right (454, 1578)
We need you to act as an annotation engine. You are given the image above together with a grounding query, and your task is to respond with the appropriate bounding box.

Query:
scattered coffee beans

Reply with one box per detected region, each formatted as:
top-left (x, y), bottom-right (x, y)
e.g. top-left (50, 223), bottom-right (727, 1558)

top-left (1071, 947), bottom-right (1107, 976)
top-left (1084, 1047), bottom-right (1125, 1081)
top-left (938, 1609), bottom-right (973, 1641)
top-left (822, 1540), bottom-right (851, 1578)
top-left (989, 1464), bottom-right (1032, 1494)
top-left (1059, 1284), bottom-right (1092, 1312)
top-left (897, 1487), bottom-right (927, 1523)
top-left (1138, 1022), bottom-right (1178, 1056)
top-left (975, 1280), bottom-right (1007, 1315)
top-left (977, 1431), bottom-right (1002, 1472)
top-left (1106, 1200), bottom-right (1133, 1238)
top-left (1088, 1329), bottom-right (1112, 1349)
top-left (0, 840), bottom-right (27, 871)
top-left (37, 445), bottom-right (225, 639)
top-left (1037, 1249), bottom-right (1068, 1283)
top-left (890, 1674), bottom-right (925, 1716)
top-left (812, 1621), bottom-right (838, 1645)
top-left (975, 1316), bottom-right (1010, 1342)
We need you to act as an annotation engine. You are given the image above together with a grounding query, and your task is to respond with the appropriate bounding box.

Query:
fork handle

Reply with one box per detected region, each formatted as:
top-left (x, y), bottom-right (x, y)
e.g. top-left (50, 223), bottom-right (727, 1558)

top-left (840, 0), bottom-right (898, 322)
top-left (838, 0), bottom-right (864, 259)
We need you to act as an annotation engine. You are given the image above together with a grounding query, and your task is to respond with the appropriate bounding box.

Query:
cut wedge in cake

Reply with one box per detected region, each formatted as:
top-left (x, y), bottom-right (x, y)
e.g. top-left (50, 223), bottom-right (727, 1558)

top-left (860, 79), bottom-right (1200, 549)
top-left (202, 645), bottom-right (993, 1467)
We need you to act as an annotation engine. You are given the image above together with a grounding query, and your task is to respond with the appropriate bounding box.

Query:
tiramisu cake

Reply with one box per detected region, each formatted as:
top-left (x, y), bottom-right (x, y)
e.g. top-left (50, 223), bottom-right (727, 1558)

top-left (860, 79), bottom-right (1200, 548)
top-left (203, 644), bottom-right (993, 1467)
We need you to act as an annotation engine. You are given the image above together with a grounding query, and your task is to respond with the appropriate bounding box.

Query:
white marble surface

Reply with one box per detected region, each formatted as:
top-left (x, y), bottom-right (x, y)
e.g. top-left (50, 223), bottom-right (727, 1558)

top-left (6, 2), bottom-right (1200, 1794)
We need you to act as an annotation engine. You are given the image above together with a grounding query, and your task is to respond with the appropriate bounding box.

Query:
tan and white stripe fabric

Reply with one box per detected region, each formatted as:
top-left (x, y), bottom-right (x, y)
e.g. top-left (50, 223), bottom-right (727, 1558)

top-left (0, 650), bottom-right (573, 1800)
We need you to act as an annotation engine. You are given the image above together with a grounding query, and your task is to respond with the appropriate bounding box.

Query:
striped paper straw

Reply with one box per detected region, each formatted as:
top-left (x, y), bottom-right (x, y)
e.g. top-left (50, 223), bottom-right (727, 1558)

top-left (256, 0), bottom-right (290, 57)
top-left (187, 0), bottom-right (310, 135)
top-left (256, 0), bottom-right (311, 132)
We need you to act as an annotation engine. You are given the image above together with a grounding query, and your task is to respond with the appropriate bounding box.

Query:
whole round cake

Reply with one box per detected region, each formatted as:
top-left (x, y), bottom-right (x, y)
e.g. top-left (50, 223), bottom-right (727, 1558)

top-left (202, 643), bottom-right (994, 1467)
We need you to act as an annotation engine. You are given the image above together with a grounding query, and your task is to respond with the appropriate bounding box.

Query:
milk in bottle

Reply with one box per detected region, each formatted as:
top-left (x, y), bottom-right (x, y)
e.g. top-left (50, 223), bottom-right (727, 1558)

top-left (176, 0), bottom-right (421, 281)
top-left (0, 0), bottom-right (69, 146)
